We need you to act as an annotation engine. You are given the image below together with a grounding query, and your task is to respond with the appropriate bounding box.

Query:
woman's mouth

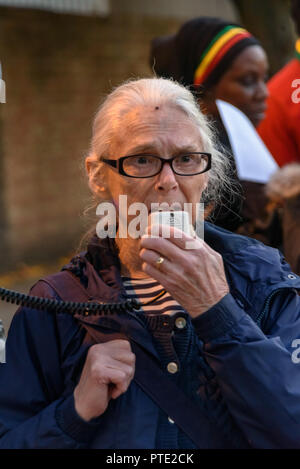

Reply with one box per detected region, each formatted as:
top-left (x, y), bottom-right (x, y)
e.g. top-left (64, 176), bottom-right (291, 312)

top-left (249, 108), bottom-right (267, 126)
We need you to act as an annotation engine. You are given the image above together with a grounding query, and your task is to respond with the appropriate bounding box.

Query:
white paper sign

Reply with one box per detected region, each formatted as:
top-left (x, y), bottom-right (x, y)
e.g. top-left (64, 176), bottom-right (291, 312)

top-left (216, 99), bottom-right (278, 183)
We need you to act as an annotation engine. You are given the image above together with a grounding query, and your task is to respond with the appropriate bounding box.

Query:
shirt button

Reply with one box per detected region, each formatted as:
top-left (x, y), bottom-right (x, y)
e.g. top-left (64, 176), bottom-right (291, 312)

top-left (175, 317), bottom-right (186, 329)
top-left (167, 362), bottom-right (178, 374)
top-left (168, 416), bottom-right (175, 424)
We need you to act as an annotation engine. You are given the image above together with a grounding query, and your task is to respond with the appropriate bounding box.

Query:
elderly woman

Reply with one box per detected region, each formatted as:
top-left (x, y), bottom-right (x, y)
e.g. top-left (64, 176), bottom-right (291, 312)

top-left (0, 78), bottom-right (300, 450)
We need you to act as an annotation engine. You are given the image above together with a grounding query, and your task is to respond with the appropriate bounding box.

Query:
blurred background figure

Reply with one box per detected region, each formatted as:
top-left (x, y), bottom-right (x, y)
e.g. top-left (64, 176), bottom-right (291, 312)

top-left (265, 163), bottom-right (300, 275)
top-left (150, 17), bottom-right (274, 242)
top-left (258, 0), bottom-right (300, 166)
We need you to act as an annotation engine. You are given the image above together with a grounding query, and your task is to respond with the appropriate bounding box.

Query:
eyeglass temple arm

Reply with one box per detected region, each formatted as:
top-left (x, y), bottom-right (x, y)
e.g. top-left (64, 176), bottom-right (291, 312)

top-left (102, 159), bottom-right (118, 169)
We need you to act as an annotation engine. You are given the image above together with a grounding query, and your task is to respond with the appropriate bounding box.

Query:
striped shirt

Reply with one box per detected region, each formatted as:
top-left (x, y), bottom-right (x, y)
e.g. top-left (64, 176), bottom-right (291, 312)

top-left (122, 276), bottom-right (185, 316)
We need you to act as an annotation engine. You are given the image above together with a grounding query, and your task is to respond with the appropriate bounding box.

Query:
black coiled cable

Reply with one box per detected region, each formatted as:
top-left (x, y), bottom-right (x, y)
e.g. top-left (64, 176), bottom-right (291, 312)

top-left (0, 287), bottom-right (141, 316)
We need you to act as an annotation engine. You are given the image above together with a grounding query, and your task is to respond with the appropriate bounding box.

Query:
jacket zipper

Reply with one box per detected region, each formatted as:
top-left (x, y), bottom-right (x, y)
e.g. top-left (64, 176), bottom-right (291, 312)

top-left (255, 288), bottom-right (286, 328)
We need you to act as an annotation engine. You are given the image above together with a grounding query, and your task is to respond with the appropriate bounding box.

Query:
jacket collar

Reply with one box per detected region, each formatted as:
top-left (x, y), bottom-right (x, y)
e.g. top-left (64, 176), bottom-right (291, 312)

top-left (63, 234), bottom-right (161, 358)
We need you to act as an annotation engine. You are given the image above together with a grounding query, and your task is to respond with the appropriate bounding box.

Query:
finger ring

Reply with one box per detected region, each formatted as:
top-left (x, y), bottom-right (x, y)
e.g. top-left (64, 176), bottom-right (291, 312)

top-left (156, 256), bottom-right (165, 271)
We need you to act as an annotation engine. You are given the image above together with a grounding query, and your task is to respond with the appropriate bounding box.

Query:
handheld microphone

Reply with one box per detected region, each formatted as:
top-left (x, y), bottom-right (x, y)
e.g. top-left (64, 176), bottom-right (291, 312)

top-left (149, 210), bottom-right (195, 237)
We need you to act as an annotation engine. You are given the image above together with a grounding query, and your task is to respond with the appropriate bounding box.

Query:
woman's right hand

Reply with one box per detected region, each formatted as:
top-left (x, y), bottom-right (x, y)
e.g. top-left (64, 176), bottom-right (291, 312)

top-left (74, 340), bottom-right (136, 422)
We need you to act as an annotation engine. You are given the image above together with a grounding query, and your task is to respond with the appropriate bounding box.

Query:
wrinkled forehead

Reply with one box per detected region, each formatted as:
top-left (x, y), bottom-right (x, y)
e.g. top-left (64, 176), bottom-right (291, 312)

top-left (120, 103), bottom-right (192, 127)
top-left (109, 104), bottom-right (203, 156)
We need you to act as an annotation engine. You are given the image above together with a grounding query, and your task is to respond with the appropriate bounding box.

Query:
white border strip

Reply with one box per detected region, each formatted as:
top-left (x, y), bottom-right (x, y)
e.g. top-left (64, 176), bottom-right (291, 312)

top-left (0, 0), bottom-right (110, 16)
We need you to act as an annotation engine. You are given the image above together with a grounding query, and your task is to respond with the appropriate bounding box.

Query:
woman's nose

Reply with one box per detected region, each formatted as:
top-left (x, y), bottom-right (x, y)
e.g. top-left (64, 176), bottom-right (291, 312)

top-left (256, 80), bottom-right (269, 102)
top-left (155, 161), bottom-right (179, 192)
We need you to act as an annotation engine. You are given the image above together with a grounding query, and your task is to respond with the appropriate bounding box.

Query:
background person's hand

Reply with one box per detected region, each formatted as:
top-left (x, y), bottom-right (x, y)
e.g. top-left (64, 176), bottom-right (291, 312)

top-left (139, 225), bottom-right (229, 318)
top-left (74, 339), bottom-right (135, 422)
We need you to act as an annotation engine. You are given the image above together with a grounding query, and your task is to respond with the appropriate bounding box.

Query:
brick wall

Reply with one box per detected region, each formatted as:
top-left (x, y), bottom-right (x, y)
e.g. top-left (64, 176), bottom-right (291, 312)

top-left (0, 7), bottom-right (185, 272)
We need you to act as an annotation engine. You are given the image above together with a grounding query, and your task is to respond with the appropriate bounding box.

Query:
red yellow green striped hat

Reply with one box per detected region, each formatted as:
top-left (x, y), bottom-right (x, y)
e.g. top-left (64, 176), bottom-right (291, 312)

top-left (193, 25), bottom-right (255, 86)
top-left (150, 17), bottom-right (260, 91)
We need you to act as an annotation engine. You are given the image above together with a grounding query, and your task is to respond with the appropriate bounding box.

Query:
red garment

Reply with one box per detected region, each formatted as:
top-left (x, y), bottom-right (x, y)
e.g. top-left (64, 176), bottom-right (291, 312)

top-left (257, 58), bottom-right (300, 166)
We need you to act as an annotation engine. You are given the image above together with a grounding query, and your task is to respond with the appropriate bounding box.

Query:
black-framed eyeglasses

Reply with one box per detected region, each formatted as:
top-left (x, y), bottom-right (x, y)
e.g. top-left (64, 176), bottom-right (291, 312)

top-left (102, 152), bottom-right (211, 178)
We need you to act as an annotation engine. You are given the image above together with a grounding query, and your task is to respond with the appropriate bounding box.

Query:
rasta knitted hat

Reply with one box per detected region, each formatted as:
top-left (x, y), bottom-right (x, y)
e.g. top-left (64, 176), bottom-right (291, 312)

top-left (150, 17), bottom-right (260, 92)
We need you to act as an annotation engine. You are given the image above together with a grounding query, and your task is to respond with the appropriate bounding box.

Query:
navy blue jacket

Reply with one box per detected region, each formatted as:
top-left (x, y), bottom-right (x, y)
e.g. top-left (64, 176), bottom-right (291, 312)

top-left (1, 222), bottom-right (300, 449)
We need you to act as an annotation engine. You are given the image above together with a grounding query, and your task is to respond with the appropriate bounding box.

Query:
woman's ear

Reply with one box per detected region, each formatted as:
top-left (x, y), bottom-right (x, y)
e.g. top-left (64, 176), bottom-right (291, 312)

top-left (85, 154), bottom-right (108, 196)
top-left (199, 173), bottom-right (210, 208)
top-left (203, 173), bottom-right (209, 192)
top-left (85, 154), bottom-right (97, 177)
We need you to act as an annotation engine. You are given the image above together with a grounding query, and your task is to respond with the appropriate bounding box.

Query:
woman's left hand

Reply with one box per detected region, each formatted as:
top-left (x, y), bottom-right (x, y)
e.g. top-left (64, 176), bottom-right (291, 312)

top-left (139, 225), bottom-right (230, 318)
